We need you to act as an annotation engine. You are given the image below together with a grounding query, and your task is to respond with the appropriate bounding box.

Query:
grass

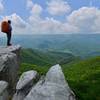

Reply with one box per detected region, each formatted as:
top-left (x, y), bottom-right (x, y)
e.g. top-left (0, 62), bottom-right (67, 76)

top-left (62, 56), bottom-right (100, 100)
top-left (19, 63), bottom-right (50, 76)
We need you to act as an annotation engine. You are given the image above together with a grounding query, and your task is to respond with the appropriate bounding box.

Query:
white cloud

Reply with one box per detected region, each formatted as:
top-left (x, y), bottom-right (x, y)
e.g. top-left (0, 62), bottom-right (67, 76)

top-left (67, 7), bottom-right (100, 33)
top-left (27, 0), bottom-right (43, 16)
top-left (31, 4), bottom-right (43, 15)
top-left (27, 0), bottom-right (33, 9)
top-left (28, 7), bottom-right (100, 34)
top-left (28, 13), bottom-right (64, 34)
top-left (47, 0), bottom-right (71, 16)
top-left (26, 0), bottom-right (67, 34)
top-left (61, 23), bottom-right (79, 33)
top-left (25, 1), bottom-right (100, 34)
top-left (9, 13), bottom-right (27, 28)
top-left (37, 17), bottom-right (62, 33)
top-left (0, 1), bottom-right (4, 13)
top-left (1, 6), bottom-right (100, 34)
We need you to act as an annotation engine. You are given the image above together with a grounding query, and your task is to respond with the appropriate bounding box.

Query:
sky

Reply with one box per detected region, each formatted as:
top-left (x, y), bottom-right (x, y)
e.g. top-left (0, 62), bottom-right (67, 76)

top-left (0, 0), bottom-right (100, 34)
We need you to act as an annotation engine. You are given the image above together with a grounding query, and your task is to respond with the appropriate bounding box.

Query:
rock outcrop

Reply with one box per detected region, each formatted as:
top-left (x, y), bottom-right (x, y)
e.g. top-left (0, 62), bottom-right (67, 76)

top-left (16, 70), bottom-right (38, 90)
top-left (24, 64), bottom-right (75, 100)
top-left (13, 70), bottom-right (38, 100)
top-left (0, 45), bottom-right (21, 95)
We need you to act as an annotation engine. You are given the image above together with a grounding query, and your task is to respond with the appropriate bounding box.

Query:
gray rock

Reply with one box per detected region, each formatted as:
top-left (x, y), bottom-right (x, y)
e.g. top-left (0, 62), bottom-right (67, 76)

top-left (13, 92), bottom-right (25, 100)
top-left (24, 64), bottom-right (76, 100)
top-left (0, 45), bottom-right (21, 66)
top-left (16, 70), bottom-right (38, 90)
top-left (0, 81), bottom-right (9, 100)
top-left (0, 45), bottom-right (21, 90)
top-left (13, 70), bottom-right (38, 100)
top-left (0, 45), bottom-right (21, 54)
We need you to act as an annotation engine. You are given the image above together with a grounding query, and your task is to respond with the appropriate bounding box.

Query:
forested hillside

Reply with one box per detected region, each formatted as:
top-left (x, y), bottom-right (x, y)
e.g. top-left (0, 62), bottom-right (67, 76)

top-left (20, 48), bottom-right (76, 66)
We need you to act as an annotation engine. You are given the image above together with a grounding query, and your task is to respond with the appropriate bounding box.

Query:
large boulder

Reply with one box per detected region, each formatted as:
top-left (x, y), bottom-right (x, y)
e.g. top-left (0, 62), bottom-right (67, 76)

top-left (16, 70), bottom-right (38, 90)
top-left (0, 81), bottom-right (9, 100)
top-left (13, 70), bottom-right (38, 100)
top-left (0, 45), bottom-right (21, 90)
top-left (24, 64), bottom-right (76, 100)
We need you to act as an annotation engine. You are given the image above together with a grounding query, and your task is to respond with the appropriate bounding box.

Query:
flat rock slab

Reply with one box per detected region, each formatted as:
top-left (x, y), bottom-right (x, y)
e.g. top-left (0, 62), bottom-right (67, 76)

top-left (0, 45), bottom-right (21, 54)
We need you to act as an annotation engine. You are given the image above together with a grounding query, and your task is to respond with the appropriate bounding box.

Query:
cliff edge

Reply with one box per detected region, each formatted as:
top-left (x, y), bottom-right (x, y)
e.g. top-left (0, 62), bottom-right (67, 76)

top-left (0, 45), bottom-right (21, 99)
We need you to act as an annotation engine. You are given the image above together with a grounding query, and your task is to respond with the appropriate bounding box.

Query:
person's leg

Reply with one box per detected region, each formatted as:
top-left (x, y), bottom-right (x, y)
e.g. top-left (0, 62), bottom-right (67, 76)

top-left (7, 32), bottom-right (12, 46)
top-left (6, 33), bottom-right (9, 46)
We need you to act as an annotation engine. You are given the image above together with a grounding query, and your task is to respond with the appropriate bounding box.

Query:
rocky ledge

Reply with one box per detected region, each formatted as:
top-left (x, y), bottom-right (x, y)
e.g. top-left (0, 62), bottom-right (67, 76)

top-left (0, 45), bottom-right (75, 100)
top-left (0, 45), bottom-right (21, 99)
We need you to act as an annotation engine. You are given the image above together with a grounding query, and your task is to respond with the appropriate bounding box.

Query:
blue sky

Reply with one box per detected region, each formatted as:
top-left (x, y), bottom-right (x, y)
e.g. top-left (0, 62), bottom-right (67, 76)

top-left (0, 0), bottom-right (100, 34)
top-left (2, 0), bottom-right (100, 19)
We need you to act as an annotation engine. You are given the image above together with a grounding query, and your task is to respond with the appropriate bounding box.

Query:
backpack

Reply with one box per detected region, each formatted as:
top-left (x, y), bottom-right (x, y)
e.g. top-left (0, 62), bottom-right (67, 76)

top-left (1, 21), bottom-right (9, 33)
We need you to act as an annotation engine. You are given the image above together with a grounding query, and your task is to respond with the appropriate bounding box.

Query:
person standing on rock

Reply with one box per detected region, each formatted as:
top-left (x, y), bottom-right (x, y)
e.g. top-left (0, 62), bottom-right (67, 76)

top-left (1, 20), bottom-right (12, 46)
top-left (7, 20), bottom-right (12, 46)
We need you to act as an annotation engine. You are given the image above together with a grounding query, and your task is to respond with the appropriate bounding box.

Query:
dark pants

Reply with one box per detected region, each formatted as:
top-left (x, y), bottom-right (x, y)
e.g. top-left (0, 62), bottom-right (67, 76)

top-left (6, 32), bottom-right (11, 46)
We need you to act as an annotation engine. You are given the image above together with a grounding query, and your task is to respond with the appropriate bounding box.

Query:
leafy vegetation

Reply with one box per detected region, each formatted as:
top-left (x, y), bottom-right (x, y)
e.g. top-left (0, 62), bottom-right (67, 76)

top-left (20, 48), bottom-right (76, 66)
top-left (19, 49), bottom-right (100, 100)
top-left (62, 56), bottom-right (100, 100)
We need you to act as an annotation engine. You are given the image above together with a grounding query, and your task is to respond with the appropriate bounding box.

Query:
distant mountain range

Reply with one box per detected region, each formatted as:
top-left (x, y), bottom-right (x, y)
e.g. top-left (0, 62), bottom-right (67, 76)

top-left (0, 34), bottom-right (100, 58)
